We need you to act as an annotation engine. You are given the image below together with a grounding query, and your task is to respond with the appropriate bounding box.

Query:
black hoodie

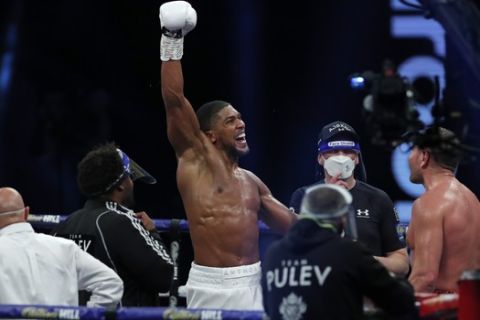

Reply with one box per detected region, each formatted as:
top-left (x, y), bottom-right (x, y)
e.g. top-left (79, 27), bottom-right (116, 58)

top-left (261, 219), bottom-right (417, 320)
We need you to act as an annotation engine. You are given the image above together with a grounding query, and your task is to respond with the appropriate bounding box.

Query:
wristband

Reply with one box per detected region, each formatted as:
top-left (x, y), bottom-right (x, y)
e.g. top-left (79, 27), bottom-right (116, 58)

top-left (160, 35), bottom-right (184, 61)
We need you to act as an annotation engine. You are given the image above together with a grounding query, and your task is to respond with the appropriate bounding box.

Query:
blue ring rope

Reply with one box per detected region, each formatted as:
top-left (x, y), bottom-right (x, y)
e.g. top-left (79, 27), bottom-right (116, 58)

top-left (27, 214), bottom-right (278, 233)
top-left (27, 213), bottom-right (409, 233)
top-left (0, 304), bottom-right (266, 320)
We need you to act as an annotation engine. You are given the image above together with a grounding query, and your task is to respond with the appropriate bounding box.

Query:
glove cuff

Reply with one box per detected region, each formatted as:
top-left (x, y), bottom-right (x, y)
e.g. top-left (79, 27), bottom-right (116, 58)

top-left (160, 35), bottom-right (184, 61)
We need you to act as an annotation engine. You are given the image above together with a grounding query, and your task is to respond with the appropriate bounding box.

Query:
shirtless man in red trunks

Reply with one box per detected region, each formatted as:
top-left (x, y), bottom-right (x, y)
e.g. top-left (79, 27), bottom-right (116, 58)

top-left (407, 127), bottom-right (480, 293)
top-left (159, 1), bottom-right (297, 310)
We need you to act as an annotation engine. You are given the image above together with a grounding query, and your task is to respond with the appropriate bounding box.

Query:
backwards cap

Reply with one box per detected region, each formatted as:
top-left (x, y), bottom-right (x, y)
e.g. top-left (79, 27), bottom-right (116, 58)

top-left (318, 121), bottom-right (361, 153)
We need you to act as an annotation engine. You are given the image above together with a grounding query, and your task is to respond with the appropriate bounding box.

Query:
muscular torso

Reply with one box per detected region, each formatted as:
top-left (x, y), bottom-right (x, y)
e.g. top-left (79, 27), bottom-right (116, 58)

top-left (408, 178), bottom-right (480, 291)
top-left (161, 62), bottom-right (295, 267)
top-left (177, 142), bottom-right (261, 267)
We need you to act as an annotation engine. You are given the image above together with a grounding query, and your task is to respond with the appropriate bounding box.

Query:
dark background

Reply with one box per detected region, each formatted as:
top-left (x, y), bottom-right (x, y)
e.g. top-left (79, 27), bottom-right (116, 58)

top-left (1, 0), bottom-right (479, 221)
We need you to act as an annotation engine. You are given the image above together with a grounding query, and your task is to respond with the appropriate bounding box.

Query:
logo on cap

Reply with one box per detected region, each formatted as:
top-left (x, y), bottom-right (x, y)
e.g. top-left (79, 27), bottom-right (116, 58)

top-left (328, 122), bottom-right (353, 133)
top-left (327, 141), bottom-right (356, 148)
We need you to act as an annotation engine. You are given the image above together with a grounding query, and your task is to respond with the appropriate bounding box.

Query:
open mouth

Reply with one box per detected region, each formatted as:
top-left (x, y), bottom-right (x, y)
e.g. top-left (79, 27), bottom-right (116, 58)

top-left (235, 133), bottom-right (247, 144)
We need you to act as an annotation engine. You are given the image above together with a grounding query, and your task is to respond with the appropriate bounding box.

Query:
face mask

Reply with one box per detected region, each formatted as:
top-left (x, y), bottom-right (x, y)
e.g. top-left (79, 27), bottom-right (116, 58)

top-left (323, 155), bottom-right (355, 179)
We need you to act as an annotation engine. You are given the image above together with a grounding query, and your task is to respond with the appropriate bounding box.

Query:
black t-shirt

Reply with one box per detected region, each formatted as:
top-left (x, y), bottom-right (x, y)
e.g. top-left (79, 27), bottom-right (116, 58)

top-left (290, 180), bottom-right (404, 256)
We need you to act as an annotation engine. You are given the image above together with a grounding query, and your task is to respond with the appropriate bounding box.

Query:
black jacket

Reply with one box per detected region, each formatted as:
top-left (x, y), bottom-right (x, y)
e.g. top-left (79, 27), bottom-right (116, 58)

top-left (53, 199), bottom-right (173, 306)
top-left (261, 219), bottom-right (417, 320)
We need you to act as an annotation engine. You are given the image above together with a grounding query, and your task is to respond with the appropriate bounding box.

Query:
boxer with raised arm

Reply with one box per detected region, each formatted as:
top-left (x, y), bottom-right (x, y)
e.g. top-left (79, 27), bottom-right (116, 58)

top-left (159, 1), bottom-right (297, 310)
top-left (407, 127), bottom-right (480, 293)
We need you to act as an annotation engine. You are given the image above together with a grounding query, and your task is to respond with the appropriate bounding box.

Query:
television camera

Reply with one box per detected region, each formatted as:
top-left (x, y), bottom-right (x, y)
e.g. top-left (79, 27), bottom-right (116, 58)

top-left (349, 60), bottom-right (478, 161)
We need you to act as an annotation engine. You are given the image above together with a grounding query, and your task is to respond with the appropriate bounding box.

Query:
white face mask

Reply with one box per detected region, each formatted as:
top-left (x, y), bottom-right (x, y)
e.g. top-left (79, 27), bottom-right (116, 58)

top-left (323, 155), bottom-right (355, 179)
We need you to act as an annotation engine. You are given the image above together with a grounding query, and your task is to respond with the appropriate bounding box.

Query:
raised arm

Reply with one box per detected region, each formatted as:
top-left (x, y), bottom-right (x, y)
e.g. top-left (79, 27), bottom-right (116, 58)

top-left (160, 1), bottom-right (201, 157)
top-left (408, 198), bottom-right (443, 292)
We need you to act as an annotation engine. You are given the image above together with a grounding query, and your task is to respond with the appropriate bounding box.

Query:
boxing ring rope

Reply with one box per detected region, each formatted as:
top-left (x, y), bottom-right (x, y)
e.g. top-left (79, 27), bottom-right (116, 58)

top-left (26, 213), bottom-right (281, 309)
top-left (0, 304), bottom-right (266, 320)
top-left (7, 214), bottom-right (271, 318)
top-left (20, 214), bottom-right (480, 319)
top-left (26, 214), bottom-right (280, 233)
top-left (0, 296), bottom-right (463, 320)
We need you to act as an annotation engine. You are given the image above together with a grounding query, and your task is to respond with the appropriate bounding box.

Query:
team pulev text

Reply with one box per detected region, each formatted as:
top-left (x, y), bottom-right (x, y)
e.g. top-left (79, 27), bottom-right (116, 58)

top-left (265, 259), bottom-right (332, 291)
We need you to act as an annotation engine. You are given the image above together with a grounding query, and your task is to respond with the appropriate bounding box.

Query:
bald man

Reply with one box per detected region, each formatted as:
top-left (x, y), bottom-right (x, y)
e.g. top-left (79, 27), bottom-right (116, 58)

top-left (0, 187), bottom-right (123, 306)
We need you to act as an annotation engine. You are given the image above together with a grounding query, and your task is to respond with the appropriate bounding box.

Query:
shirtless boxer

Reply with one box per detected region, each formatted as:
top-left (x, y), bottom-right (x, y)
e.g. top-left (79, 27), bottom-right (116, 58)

top-left (407, 127), bottom-right (480, 292)
top-left (159, 1), bottom-right (297, 310)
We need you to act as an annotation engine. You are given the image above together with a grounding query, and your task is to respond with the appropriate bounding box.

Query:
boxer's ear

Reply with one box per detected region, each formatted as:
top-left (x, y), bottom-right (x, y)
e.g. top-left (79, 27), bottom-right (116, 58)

top-left (420, 150), bottom-right (430, 168)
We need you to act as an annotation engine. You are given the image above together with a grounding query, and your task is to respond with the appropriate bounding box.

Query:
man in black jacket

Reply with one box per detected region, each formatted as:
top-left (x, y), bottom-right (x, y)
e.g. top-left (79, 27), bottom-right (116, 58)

top-left (262, 184), bottom-right (418, 320)
top-left (54, 143), bottom-right (173, 306)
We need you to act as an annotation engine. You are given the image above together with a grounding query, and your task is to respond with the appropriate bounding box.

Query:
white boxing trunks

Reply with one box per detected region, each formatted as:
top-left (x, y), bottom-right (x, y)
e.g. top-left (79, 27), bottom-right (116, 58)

top-left (185, 261), bottom-right (263, 311)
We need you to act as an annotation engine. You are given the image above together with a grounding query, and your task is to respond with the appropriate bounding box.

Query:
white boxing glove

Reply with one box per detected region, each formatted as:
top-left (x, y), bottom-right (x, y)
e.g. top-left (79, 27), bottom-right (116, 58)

top-left (159, 1), bottom-right (197, 61)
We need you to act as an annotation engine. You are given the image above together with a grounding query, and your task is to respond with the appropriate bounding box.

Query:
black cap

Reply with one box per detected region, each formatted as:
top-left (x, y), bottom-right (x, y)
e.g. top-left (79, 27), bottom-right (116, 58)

top-left (318, 121), bottom-right (360, 153)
